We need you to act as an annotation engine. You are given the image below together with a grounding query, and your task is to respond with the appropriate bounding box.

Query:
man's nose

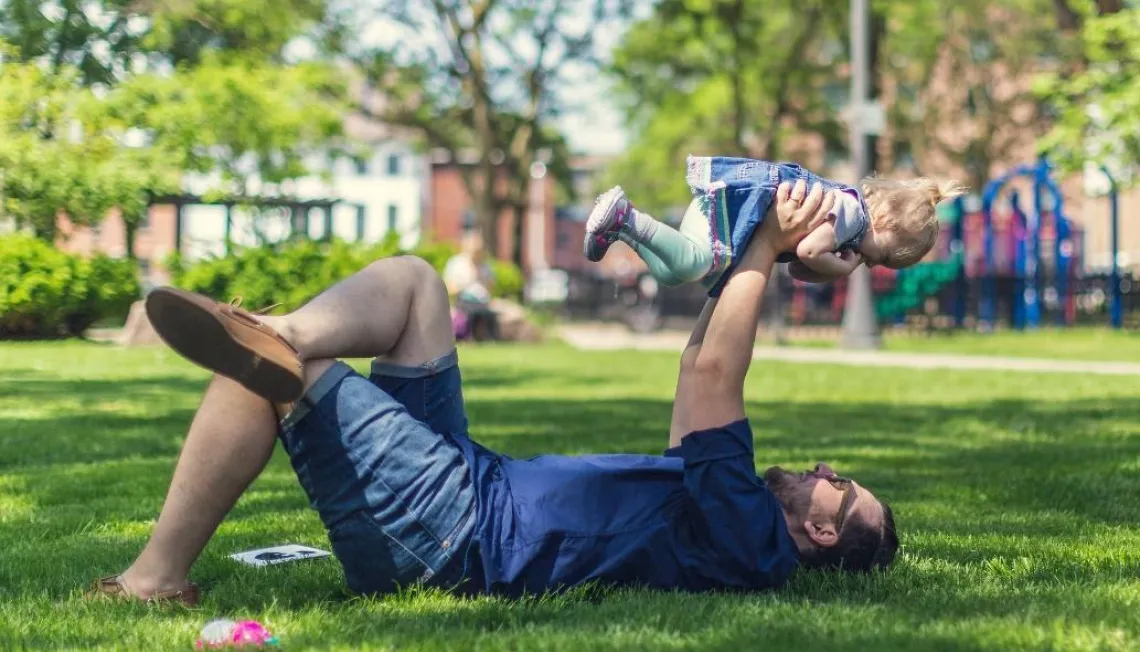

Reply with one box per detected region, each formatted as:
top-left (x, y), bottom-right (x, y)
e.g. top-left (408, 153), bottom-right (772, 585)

top-left (812, 463), bottom-right (836, 478)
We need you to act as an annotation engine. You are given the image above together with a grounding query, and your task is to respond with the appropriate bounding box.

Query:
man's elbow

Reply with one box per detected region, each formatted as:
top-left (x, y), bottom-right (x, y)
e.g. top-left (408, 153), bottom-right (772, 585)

top-left (797, 243), bottom-right (826, 261)
top-left (690, 352), bottom-right (737, 392)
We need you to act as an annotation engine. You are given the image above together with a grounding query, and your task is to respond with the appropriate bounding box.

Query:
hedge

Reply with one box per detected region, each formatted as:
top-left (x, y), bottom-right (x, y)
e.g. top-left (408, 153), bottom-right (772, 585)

top-left (0, 234), bottom-right (140, 338)
top-left (167, 236), bottom-right (524, 313)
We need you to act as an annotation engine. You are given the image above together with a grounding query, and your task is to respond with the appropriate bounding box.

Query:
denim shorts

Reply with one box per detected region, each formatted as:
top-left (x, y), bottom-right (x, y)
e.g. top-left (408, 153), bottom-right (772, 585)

top-left (685, 156), bottom-right (858, 296)
top-left (278, 350), bottom-right (476, 595)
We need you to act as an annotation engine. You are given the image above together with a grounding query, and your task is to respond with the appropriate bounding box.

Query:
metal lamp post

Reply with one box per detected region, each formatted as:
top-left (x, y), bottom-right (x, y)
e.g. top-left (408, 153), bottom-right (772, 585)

top-left (841, 0), bottom-right (883, 349)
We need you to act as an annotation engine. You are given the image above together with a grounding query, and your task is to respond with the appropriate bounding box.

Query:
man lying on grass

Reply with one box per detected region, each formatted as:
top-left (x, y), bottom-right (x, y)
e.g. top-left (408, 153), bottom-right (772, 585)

top-left (87, 179), bottom-right (897, 606)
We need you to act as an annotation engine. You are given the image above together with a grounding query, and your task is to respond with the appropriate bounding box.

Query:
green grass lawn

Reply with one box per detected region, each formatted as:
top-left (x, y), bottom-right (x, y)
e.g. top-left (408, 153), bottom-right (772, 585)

top-left (791, 327), bottom-right (1140, 362)
top-left (3, 341), bottom-right (1140, 650)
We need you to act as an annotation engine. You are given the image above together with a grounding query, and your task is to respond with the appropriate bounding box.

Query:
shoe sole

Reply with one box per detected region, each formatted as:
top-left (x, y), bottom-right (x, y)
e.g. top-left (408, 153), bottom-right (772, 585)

top-left (583, 187), bottom-right (627, 262)
top-left (145, 288), bottom-right (303, 402)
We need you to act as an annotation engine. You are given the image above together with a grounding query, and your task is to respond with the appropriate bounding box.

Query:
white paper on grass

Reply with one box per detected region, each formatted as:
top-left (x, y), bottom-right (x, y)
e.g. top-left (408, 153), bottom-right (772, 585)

top-left (230, 544), bottom-right (331, 567)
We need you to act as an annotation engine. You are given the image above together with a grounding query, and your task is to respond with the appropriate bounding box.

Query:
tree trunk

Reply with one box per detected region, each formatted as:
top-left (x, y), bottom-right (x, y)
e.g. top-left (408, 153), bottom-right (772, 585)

top-left (1096, 0), bottom-right (1124, 15)
top-left (475, 160), bottom-right (499, 257)
top-left (1051, 0), bottom-right (1081, 30)
top-left (510, 201), bottom-right (525, 272)
top-left (124, 222), bottom-right (137, 259)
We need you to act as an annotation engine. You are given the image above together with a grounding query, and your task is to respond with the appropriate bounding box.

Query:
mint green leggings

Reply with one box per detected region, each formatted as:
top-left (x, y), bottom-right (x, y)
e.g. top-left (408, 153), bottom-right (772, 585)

top-left (622, 199), bottom-right (714, 286)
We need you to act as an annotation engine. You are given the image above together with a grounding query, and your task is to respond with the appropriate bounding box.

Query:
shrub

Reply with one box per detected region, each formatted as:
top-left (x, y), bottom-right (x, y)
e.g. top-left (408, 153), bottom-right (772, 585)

top-left (0, 234), bottom-right (140, 338)
top-left (490, 259), bottom-right (525, 299)
top-left (167, 237), bottom-right (525, 312)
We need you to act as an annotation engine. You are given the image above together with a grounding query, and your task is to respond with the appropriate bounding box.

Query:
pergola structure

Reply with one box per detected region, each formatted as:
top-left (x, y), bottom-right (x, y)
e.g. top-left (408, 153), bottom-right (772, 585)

top-left (150, 194), bottom-right (367, 253)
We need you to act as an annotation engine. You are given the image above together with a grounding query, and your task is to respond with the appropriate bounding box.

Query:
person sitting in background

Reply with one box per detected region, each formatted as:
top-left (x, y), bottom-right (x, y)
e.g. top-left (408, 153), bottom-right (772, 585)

top-left (443, 232), bottom-right (498, 341)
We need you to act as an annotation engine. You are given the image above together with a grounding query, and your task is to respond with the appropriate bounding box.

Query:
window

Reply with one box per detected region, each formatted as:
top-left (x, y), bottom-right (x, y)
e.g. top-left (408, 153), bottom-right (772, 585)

top-left (307, 207), bottom-right (327, 240)
top-left (139, 210), bottom-right (151, 230)
top-left (893, 140), bottom-right (916, 172)
top-left (822, 81), bottom-right (850, 111)
top-left (354, 155), bottom-right (369, 175)
top-left (897, 84), bottom-right (918, 104)
top-left (387, 154), bottom-right (401, 176)
top-left (355, 206), bottom-right (366, 242)
top-left (387, 204), bottom-right (398, 232)
top-left (968, 35), bottom-right (995, 63)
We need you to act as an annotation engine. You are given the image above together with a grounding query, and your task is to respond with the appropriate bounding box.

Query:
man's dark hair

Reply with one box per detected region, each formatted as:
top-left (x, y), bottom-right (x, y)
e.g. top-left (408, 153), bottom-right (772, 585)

top-left (799, 501), bottom-right (899, 572)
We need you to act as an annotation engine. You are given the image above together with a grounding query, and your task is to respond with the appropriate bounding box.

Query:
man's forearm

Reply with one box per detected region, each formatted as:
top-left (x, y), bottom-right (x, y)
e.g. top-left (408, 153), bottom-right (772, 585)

top-left (788, 260), bottom-right (839, 284)
top-left (686, 240), bottom-right (779, 431)
top-left (700, 240), bottom-right (779, 387)
top-left (668, 298), bottom-right (718, 449)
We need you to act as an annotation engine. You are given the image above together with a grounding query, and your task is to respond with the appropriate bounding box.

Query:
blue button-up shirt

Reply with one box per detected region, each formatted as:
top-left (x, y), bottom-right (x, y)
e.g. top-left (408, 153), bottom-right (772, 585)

top-left (453, 420), bottom-right (799, 596)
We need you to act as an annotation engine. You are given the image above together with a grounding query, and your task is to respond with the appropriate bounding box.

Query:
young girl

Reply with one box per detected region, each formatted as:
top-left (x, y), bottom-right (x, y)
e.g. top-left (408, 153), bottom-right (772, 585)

top-left (584, 156), bottom-right (965, 295)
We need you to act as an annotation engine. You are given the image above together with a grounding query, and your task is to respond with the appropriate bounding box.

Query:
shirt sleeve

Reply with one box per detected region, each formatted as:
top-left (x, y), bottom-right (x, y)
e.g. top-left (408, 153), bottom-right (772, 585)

top-left (830, 189), bottom-right (868, 249)
top-left (679, 419), bottom-right (795, 586)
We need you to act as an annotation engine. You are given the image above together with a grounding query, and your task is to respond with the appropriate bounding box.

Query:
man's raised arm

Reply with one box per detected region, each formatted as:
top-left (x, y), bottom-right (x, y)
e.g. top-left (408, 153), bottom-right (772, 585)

top-left (668, 180), bottom-right (835, 442)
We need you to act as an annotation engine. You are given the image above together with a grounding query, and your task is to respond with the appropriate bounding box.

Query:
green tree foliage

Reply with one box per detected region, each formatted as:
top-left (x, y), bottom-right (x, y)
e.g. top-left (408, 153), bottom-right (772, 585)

top-left (880, 0), bottom-right (1071, 193)
top-left (0, 55), bottom-right (180, 246)
top-left (607, 0), bottom-right (1101, 208)
top-left (0, 0), bottom-right (347, 250)
top-left (358, 0), bottom-right (632, 264)
top-left (0, 0), bottom-right (344, 85)
top-left (0, 0), bottom-right (145, 86)
top-left (605, 0), bottom-right (848, 212)
top-left (1035, 6), bottom-right (1140, 175)
top-left (107, 55), bottom-right (346, 198)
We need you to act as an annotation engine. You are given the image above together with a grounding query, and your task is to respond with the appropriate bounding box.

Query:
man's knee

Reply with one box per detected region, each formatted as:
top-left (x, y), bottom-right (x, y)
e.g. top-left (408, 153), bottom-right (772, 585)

top-left (383, 255), bottom-right (454, 360)
top-left (393, 254), bottom-right (440, 281)
top-left (362, 255), bottom-right (444, 299)
top-left (393, 256), bottom-right (449, 313)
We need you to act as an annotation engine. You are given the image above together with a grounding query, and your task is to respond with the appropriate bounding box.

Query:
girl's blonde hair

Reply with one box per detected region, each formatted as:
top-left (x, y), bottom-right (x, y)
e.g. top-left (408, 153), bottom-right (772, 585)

top-left (860, 177), bottom-right (968, 268)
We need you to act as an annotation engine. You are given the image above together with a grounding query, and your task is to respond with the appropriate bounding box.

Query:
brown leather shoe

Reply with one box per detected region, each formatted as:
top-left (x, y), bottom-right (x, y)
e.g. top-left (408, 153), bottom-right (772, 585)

top-left (145, 287), bottom-right (304, 402)
top-left (86, 575), bottom-right (201, 607)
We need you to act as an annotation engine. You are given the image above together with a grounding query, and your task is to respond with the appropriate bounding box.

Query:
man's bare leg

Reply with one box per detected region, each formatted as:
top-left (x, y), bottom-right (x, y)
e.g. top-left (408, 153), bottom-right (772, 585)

top-left (117, 375), bottom-right (280, 597)
top-left (112, 256), bottom-right (452, 598)
top-left (261, 255), bottom-right (454, 367)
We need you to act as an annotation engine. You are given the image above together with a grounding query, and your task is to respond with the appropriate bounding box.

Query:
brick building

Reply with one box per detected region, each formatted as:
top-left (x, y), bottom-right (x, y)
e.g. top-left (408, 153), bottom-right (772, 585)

top-left (425, 149), bottom-right (557, 275)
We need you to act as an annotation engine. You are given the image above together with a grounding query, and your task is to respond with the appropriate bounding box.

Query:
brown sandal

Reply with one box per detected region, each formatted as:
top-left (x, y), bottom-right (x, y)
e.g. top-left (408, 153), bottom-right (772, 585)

top-left (86, 575), bottom-right (201, 607)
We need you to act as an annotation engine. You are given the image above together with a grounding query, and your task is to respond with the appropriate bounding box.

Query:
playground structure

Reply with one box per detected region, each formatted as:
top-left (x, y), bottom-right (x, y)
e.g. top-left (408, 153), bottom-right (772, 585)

top-left (791, 157), bottom-right (1128, 331)
top-left (974, 158), bottom-right (1079, 330)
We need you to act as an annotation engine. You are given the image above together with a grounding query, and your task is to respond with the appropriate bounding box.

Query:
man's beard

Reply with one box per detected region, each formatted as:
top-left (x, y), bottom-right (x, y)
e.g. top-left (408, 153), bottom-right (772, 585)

top-left (763, 466), bottom-right (812, 515)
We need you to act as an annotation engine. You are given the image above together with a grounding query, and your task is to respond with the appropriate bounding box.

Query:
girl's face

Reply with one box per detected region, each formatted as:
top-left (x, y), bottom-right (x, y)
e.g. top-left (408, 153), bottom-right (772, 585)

top-left (857, 230), bottom-right (896, 268)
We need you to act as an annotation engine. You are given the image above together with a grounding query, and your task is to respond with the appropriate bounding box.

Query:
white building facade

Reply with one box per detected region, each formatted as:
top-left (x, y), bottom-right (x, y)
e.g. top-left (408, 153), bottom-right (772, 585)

top-left (178, 131), bottom-right (428, 262)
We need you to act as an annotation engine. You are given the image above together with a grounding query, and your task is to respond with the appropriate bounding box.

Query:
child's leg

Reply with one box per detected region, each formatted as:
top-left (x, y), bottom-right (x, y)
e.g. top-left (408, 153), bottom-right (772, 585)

top-left (585, 187), bottom-right (713, 284)
top-left (633, 199), bottom-right (713, 283)
top-left (617, 234), bottom-right (683, 286)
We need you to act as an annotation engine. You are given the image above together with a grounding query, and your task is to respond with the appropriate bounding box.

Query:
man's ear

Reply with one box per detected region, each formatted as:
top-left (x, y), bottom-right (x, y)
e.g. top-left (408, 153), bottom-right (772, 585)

top-left (803, 520), bottom-right (839, 548)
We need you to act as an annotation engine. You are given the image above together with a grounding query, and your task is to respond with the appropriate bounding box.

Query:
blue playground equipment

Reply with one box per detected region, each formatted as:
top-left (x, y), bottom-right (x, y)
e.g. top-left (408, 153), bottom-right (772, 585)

top-left (827, 157), bottom-right (1124, 331)
top-left (979, 158), bottom-right (1076, 330)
